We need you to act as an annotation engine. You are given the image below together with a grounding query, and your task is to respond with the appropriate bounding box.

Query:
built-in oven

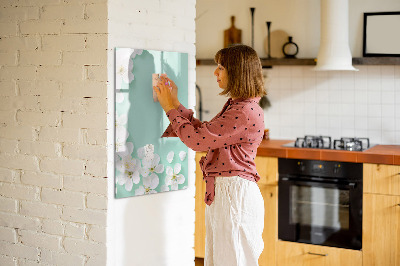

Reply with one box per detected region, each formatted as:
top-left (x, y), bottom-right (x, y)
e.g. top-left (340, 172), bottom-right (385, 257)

top-left (278, 158), bottom-right (363, 250)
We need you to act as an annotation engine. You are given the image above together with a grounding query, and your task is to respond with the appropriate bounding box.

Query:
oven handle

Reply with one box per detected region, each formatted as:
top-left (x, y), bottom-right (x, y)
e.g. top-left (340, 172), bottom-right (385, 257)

top-left (280, 177), bottom-right (357, 189)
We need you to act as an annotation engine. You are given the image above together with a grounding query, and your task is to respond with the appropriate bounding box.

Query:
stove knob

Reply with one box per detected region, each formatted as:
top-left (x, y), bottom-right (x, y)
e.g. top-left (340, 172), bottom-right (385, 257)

top-left (298, 161), bottom-right (305, 171)
top-left (334, 164), bottom-right (341, 174)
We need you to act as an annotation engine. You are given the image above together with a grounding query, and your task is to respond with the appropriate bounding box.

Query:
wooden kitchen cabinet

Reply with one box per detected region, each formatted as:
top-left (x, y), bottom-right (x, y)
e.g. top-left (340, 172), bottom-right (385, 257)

top-left (276, 241), bottom-right (362, 266)
top-left (255, 156), bottom-right (278, 186)
top-left (363, 193), bottom-right (400, 266)
top-left (363, 163), bottom-right (400, 266)
top-left (195, 152), bottom-right (207, 258)
top-left (364, 163), bottom-right (400, 196)
top-left (258, 184), bottom-right (278, 266)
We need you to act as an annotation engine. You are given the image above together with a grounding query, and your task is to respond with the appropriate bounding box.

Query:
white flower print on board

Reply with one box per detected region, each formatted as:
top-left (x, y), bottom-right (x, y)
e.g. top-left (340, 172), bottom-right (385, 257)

top-left (141, 153), bottom-right (164, 179)
top-left (165, 163), bottom-right (185, 191)
top-left (115, 48), bottom-right (143, 90)
top-left (115, 114), bottom-right (131, 157)
top-left (160, 184), bottom-right (170, 192)
top-left (167, 151), bottom-right (174, 163)
top-left (178, 151), bottom-right (187, 161)
top-left (137, 144), bottom-right (155, 161)
top-left (116, 157), bottom-right (141, 191)
top-left (135, 175), bottom-right (159, 195)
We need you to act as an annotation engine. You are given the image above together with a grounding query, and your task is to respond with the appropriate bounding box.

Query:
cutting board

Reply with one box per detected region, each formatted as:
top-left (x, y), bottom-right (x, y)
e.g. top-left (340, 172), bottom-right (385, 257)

top-left (224, 16), bottom-right (242, 48)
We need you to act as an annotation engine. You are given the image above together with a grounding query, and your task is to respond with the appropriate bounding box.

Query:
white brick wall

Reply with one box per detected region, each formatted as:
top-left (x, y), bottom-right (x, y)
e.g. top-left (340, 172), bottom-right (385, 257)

top-left (107, 0), bottom-right (197, 265)
top-left (0, 0), bottom-right (108, 265)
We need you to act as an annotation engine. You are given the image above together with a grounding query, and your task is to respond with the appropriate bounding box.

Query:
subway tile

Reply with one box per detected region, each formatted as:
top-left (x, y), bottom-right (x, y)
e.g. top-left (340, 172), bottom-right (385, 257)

top-left (316, 103), bottom-right (329, 116)
top-left (354, 91), bottom-right (367, 104)
top-left (382, 78), bottom-right (395, 91)
top-left (367, 104), bottom-right (382, 117)
top-left (381, 65), bottom-right (395, 77)
top-left (279, 78), bottom-right (291, 89)
top-left (382, 90), bottom-right (395, 104)
top-left (395, 118), bottom-right (400, 131)
top-left (367, 91), bottom-right (381, 104)
top-left (328, 88), bottom-right (341, 103)
top-left (341, 104), bottom-right (355, 116)
top-left (355, 116), bottom-right (368, 130)
top-left (381, 131), bottom-right (396, 144)
top-left (315, 77), bottom-right (329, 90)
top-left (367, 77), bottom-right (381, 91)
top-left (368, 117), bottom-right (382, 131)
top-left (291, 67), bottom-right (304, 78)
top-left (367, 129), bottom-right (382, 143)
top-left (316, 89), bottom-right (329, 103)
top-left (316, 116), bottom-right (330, 128)
top-left (395, 66), bottom-right (400, 78)
top-left (341, 128), bottom-right (355, 137)
top-left (355, 104), bottom-right (368, 116)
top-left (382, 104), bottom-right (395, 118)
top-left (291, 77), bottom-right (304, 90)
top-left (341, 89), bottom-right (354, 103)
top-left (304, 88), bottom-right (316, 103)
top-left (329, 116), bottom-right (341, 129)
top-left (382, 117), bottom-right (396, 131)
top-left (341, 117), bottom-right (355, 129)
top-left (304, 102), bottom-right (316, 115)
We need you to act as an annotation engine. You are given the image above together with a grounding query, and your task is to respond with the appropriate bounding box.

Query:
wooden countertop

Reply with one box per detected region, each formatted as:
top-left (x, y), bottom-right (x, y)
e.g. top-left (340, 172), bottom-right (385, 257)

top-left (257, 139), bottom-right (400, 165)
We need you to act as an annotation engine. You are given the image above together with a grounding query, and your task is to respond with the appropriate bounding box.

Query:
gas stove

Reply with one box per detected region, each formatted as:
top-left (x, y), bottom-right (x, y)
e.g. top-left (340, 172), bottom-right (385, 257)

top-left (283, 135), bottom-right (373, 151)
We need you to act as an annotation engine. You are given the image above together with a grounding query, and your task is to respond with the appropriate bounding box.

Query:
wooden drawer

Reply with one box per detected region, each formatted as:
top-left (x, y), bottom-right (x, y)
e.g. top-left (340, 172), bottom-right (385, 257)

top-left (277, 241), bottom-right (362, 266)
top-left (364, 164), bottom-right (400, 196)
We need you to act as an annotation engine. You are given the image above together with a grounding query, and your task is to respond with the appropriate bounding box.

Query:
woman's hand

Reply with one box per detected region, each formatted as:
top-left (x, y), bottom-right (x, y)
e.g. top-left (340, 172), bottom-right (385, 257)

top-left (160, 75), bottom-right (180, 108)
top-left (153, 77), bottom-right (175, 113)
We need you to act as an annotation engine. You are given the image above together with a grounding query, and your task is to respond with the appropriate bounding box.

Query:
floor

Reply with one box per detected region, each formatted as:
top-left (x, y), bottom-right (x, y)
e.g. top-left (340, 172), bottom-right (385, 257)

top-left (195, 257), bottom-right (204, 266)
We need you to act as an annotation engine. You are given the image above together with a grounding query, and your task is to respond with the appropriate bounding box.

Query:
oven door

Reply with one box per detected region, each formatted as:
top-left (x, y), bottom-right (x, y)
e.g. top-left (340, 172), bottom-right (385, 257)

top-left (278, 176), bottom-right (362, 250)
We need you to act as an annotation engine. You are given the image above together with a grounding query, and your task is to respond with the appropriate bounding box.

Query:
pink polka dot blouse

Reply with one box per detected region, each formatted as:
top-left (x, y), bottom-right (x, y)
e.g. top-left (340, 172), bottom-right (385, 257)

top-left (161, 97), bottom-right (265, 205)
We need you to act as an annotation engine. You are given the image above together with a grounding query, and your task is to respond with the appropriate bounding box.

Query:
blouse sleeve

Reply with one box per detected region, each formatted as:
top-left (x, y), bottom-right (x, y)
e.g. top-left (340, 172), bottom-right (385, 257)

top-left (161, 104), bottom-right (202, 138)
top-left (165, 106), bottom-right (248, 151)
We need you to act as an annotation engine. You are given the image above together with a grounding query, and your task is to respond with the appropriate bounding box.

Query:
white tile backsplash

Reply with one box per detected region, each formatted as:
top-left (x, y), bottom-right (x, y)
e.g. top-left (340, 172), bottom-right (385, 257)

top-left (196, 65), bottom-right (400, 144)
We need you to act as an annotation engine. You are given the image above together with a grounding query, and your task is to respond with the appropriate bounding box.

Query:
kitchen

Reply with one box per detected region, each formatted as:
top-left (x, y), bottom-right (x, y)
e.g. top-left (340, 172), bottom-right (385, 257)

top-left (195, 0), bottom-right (400, 265)
top-left (0, 0), bottom-right (398, 265)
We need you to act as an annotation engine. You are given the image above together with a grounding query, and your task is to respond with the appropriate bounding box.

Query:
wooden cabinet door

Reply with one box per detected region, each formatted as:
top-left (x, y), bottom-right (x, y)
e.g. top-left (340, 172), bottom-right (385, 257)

top-left (195, 152), bottom-right (207, 258)
top-left (363, 193), bottom-right (400, 266)
top-left (276, 241), bottom-right (362, 266)
top-left (259, 185), bottom-right (278, 266)
top-left (255, 156), bottom-right (278, 186)
top-left (364, 164), bottom-right (400, 196)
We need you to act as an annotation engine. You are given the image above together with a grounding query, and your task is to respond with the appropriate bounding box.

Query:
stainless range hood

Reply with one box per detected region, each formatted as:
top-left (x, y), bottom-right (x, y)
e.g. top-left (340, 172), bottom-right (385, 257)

top-left (314, 0), bottom-right (358, 71)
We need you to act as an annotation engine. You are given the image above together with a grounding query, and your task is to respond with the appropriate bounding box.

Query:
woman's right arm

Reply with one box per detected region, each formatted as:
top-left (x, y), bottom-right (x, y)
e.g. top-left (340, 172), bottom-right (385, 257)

top-left (161, 76), bottom-right (202, 138)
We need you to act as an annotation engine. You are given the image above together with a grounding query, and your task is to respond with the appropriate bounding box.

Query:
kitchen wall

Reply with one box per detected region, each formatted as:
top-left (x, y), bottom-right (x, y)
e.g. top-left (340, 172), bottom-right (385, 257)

top-left (0, 0), bottom-right (108, 265)
top-left (107, 0), bottom-right (196, 266)
top-left (196, 0), bottom-right (400, 144)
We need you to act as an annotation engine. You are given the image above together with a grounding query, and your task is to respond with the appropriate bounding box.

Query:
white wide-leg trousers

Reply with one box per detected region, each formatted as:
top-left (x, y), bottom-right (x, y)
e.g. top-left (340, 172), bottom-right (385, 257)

top-left (205, 176), bottom-right (265, 266)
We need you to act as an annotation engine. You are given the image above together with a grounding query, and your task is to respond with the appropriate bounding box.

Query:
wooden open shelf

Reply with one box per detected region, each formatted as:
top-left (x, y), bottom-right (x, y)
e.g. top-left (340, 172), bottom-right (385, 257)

top-left (196, 57), bottom-right (400, 68)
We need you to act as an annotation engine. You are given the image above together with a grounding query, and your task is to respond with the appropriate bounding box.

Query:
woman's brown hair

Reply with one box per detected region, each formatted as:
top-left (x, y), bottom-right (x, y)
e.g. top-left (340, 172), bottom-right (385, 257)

top-left (214, 44), bottom-right (266, 99)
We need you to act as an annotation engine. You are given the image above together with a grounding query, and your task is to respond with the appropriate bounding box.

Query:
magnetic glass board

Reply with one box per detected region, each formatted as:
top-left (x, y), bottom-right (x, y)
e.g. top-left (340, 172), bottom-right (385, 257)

top-left (115, 48), bottom-right (189, 198)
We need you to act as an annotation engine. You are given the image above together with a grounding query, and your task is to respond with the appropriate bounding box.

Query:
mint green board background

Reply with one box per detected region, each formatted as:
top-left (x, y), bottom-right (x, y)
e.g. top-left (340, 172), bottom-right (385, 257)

top-left (115, 48), bottom-right (188, 199)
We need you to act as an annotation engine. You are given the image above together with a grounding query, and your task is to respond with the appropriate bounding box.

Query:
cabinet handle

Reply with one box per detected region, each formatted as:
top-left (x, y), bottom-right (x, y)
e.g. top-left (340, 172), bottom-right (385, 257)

top-left (397, 204), bottom-right (400, 207)
top-left (307, 252), bottom-right (328, 257)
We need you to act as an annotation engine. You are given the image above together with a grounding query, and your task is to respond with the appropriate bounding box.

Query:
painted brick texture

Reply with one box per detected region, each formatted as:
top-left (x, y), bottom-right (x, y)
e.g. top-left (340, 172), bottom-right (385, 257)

top-left (0, 0), bottom-right (108, 265)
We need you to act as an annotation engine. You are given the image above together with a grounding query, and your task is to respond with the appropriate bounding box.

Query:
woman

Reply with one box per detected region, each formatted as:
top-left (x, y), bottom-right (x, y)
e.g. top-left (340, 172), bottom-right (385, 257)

top-left (154, 44), bottom-right (266, 266)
